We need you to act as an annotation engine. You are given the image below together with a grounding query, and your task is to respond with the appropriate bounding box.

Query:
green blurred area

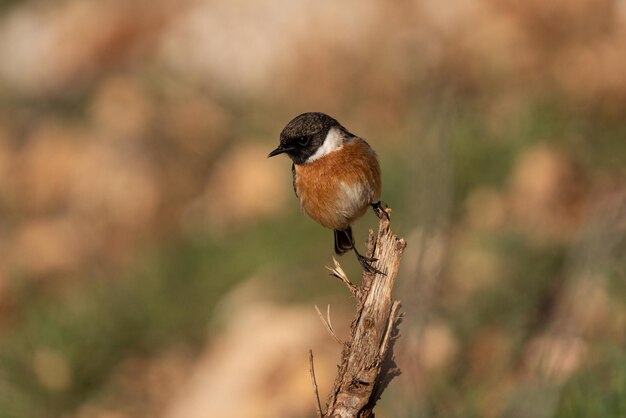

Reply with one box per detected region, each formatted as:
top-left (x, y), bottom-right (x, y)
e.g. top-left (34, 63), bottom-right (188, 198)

top-left (0, 0), bottom-right (625, 417)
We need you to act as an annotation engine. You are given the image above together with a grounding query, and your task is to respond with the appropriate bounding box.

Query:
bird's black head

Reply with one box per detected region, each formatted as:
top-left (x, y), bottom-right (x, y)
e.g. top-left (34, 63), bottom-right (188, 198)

top-left (268, 112), bottom-right (344, 165)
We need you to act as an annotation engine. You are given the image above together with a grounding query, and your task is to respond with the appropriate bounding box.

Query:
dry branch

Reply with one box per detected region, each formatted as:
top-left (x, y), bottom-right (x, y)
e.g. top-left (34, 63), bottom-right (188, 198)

top-left (315, 304), bottom-right (343, 344)
top-left (312, 207), bottom-right (406, 418)
top-left (309, 350), bottom-right (324, 418)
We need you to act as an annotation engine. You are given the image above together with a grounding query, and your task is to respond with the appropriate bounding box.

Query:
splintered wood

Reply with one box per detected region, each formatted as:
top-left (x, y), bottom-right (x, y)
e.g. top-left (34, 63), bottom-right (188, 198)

top-left (312, 208), bottom-right (406, 418)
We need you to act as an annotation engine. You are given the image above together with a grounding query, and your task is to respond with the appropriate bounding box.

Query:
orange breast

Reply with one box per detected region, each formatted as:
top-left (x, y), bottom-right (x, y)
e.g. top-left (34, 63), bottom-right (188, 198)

top-left (294, 138), bottom-right (381, 230)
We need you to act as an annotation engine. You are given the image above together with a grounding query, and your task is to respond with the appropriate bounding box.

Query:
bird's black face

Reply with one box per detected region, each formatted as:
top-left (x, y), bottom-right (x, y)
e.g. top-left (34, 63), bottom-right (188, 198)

top-left (268, 112), bottom-right (340, 165)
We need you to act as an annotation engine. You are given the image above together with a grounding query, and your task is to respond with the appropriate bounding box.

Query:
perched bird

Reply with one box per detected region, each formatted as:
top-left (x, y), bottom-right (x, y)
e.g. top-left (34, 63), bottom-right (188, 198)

top-left (268, 112), bottom-right (386, 273)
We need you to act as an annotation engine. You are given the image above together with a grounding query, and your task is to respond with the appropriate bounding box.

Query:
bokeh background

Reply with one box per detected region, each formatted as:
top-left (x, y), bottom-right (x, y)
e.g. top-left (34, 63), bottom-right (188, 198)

top-left (0, 0), bottom-right (625, 417)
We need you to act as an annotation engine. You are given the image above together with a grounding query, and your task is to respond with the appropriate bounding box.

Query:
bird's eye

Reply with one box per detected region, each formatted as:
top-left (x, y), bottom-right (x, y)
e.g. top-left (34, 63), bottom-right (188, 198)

top-left (298, 136), bottom-right (310, 146)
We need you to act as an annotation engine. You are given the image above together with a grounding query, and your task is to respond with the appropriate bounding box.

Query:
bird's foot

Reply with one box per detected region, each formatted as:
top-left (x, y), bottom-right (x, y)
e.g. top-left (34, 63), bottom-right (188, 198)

top-left (371, 201), bottom-right (390, 220)
top-left (356, 253), bottom-right (386, 276)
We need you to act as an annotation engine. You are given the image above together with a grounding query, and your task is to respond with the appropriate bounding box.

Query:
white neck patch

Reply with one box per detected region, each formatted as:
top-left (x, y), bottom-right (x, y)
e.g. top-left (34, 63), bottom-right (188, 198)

top-left (306, 127), bottom-right (344, 163)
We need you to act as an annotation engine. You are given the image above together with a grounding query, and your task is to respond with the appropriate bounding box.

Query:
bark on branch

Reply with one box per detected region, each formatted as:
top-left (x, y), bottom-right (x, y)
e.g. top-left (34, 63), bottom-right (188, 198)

top-left (312, 208), bottom-right (407, 418)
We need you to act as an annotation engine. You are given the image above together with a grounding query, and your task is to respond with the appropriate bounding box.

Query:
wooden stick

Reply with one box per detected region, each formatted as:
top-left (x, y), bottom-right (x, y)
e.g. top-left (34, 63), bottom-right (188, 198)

top-left (309, 349), bottom-right (324, 418)
top-left (321, 207), bottom-right (407, 418)
top-left (315, 304), bottom-right (343, 344)
top-left (326, 258), bottom-right (359, 298)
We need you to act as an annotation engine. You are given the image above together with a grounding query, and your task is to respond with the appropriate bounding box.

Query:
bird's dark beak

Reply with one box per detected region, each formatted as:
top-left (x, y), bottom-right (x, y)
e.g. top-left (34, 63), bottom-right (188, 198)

top-left (267, 145), bottom-right (292, 158)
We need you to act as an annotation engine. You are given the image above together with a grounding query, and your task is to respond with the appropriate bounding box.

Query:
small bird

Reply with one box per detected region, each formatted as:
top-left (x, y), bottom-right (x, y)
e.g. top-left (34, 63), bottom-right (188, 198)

top-left (268, 112), bottom-right (386, 273)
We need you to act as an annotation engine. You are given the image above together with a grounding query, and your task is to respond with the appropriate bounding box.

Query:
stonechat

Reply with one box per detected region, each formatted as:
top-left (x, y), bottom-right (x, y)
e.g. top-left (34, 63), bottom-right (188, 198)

top-left (268, 112), bottom-right (386, 273)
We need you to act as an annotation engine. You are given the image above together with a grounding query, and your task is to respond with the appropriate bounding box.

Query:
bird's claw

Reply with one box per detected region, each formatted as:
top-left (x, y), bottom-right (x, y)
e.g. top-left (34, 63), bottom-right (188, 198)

top-left (371, 201), bottom-right (390, 220)
top-left (356, 253), bottom-right (386, 276)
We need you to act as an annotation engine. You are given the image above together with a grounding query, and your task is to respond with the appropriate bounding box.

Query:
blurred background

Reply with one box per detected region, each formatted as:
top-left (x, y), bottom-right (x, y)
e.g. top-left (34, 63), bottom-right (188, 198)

top-left (0, 0), bottom-right (625, 417)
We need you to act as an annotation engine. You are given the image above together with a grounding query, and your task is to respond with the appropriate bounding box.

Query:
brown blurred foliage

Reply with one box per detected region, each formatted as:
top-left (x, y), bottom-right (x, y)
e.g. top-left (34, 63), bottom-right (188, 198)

top-left (0, 0), bottom-right (624, 417)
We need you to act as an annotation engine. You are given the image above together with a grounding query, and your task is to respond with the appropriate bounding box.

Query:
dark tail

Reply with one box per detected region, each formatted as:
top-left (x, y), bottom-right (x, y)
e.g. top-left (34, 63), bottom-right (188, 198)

top-left (334, 227), bottom-right (354, 255)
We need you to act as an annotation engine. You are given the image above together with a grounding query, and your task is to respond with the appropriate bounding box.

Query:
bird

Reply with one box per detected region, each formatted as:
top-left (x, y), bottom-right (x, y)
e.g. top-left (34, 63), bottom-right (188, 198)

top-left (268, 112), bottom-right (386, 273)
